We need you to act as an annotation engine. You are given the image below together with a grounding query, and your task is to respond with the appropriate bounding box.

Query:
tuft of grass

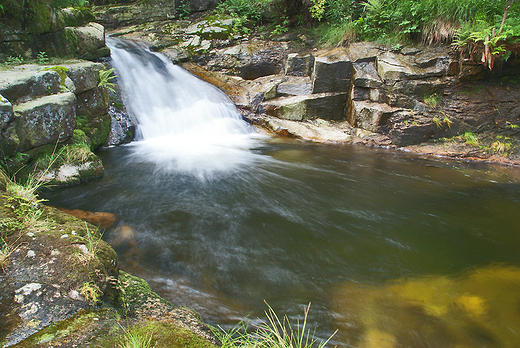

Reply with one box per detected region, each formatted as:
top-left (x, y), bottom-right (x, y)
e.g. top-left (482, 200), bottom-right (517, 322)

top-left (443, 115), bottom-right (452, 128)
top-left (432, 117), bottom-right (442, 129)
top-left (117, 327), bottom-right (154, 348)
top-left (213, 302), bottom-right (336, 348)
top-left (424, 93), bottom-right (440, 109)
top-left (63, 143), bottom-right (93, 164)
top-left (315, 20), bottom-right (358, 46)
top-left (463, 131), bottom-right (479, 146)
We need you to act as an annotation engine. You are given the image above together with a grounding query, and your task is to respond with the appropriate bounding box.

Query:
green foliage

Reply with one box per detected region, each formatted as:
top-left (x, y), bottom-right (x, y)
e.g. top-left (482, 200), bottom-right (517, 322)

top-left (3, 55), bottom-right (24, 67)
top-left (117, 327), bottom-right (154, 348)
top-left (37, 51), bottom-right (49, 64)
top-left (463, 131), bottom-right (479, 146)
top-left (424, 93), bottom-right (440, 109)
top-left (216, 0), bottom-right (271, 25)
top-left (99, 68), bottom-right (117, 93)
top-left (453, 14), bottom-right (520, 68)
top-left (351, 0), bottom-right (519, 43)
top-left (309, 0), bottom-right (327, 21)
top-left (213, 302), bottom-right (336, 348)
top-left (176, 0), bottom-right (191, 19)
top-left (273, 18), bottom-right (290, 36)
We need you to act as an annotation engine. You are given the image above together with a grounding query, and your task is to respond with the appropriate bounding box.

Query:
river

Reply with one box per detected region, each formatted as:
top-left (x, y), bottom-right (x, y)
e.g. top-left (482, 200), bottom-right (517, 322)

top-left (42, 140), bottom-right (520, 347)
top-left (42, 37), bottom-right (520, 347)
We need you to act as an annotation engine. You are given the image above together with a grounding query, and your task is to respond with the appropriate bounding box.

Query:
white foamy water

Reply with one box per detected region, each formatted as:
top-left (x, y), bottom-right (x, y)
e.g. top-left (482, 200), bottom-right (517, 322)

top-left (107, 37), bottom-right (266, 179)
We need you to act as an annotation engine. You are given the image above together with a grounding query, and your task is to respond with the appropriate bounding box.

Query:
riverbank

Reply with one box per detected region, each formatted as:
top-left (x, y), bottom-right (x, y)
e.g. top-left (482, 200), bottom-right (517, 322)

top-left (0, 172), bottom-right (218, 347)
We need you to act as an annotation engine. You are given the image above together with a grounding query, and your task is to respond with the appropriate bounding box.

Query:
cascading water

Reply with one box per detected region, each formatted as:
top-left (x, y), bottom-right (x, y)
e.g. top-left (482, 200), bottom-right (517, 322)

top-left (107, 37), bottom-right (266, 179)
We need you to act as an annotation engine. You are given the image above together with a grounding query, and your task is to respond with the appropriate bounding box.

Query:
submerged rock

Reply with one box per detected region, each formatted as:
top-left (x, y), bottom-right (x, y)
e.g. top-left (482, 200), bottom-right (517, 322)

top-left (333, 264), bottom-right (520, 348)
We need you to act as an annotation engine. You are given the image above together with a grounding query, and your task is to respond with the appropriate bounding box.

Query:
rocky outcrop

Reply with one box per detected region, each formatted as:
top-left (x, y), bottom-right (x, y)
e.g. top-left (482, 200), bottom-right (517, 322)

top-left (14, 92), bottom-right (77, 152)
top-left (0, 8), bottom-right (109, 61)
top-left (93, 1), bottom-right (177, 29)
top-left (0, 61), bottom-right (115, 184)
top-left (93, 0), bottom-right (219, 29)
top-left (183, 36), bottom-right (519, 156)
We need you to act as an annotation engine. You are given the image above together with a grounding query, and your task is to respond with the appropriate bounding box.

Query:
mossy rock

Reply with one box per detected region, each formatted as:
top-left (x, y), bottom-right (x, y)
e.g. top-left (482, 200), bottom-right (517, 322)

top-left (0, 196), bottom-right (119, 346)
top-left (77, 113), bottom-right (111, 150)
top-left (10, 309), bottom-right (122, 348)
top-left (124, 320), bottom-right (217, 348)
top-left (117, 271), bottom-right (172, 316)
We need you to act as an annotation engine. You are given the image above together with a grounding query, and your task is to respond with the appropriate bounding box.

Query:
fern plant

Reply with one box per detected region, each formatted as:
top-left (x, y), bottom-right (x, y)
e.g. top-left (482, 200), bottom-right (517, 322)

top-left (99, 68), bottom-right (117, 93)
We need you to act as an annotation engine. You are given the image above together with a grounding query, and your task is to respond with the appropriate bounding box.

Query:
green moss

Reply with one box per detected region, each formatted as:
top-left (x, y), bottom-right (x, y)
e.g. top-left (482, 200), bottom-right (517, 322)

top-left (42, 66), bottom-right (70, 89)
top-left (70, 129), bottom-right (92, 147)
top-left (13, 309), bottom-right (122, 348)
top-left (128, 321), bottom-right (217, 348)
top-left (117, 271), bottom-right (172, 315)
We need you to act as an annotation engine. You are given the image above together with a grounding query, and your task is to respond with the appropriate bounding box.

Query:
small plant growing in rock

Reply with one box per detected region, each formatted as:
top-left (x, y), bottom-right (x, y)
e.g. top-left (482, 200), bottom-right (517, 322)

top-left (117, 326), bottom-right (154, 348)
top-left (491, 140), bottom-right (511, 154)
top-left (73, 222), bottom-right (104, 265)
top-left (37, 51), bottom-right (49, 65)
top-left (99, 68), bottom-right (117, 93)
top-left (463, 131), bottom-right (479, 146)
top-left (424, 93), bottom-right (440, 109)
top-left (4, 55), bottom-right (23, 66)
top-left (432, 117), bottom-right (442, 129)
top-left (79, 281), bottom-right (102, 305)
top-left (443, 115), bottom-right (452, 128)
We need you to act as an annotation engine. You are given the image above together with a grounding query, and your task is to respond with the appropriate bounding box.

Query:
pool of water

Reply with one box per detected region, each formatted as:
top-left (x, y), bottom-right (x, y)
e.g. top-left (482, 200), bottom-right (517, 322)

top-left (42, 139), bottom-right (520, 347)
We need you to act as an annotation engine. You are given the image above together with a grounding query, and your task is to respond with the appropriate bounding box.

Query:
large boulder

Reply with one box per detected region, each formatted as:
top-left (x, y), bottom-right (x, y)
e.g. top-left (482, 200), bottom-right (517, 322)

top-left (261, 92), bottom-right (348, 121)
top-left (350, 101), bottom-right (400, 132)
top-left (60, 22), bottom-right (110, 60)
top-left (377, 51), bottom-right (453, 82)
top-left (277, 76), bottom-right (312, 97)
top-left (250, 115), bottom-right (352, 142)
top-left (93, 1), bottom-right (177, 29)
top-left (285, 53), bottom-right (315, 77)
top-left (202, 41), bottom-right (288, 80)
top-left (0, 68), bottom-right (61, 104)
top-left (311, 56), bottom-right (352, 94)
top-left (76, 86), bottom-right (109, 118)
top-left (353, 61), bottom-right (383, 89)
top-left (63, 61), bottom-right (105, 94)
top-left (14, 92), bottom-right (77, 151)
top-left (0, 123), bottom-right (19, 157)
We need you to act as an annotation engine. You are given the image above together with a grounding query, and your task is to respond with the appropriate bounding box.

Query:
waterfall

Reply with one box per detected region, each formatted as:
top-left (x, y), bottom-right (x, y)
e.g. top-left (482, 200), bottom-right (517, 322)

top-left (106, 37), bottom-right (265, 179)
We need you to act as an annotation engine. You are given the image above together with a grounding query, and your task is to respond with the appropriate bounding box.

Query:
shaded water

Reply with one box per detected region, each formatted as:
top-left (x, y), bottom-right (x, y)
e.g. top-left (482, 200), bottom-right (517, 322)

top-left (42, 141), bottom-right (520, 347)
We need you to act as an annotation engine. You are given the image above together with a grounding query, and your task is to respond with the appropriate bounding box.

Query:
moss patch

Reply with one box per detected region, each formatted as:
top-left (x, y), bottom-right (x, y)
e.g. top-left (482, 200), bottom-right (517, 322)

top-left (128, 321), bottom-right (217, 348)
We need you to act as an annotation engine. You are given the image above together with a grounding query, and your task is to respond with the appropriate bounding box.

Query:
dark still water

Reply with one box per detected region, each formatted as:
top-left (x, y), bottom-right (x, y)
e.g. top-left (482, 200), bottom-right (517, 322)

top-left (42, 140), bottom-right (520, 347)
